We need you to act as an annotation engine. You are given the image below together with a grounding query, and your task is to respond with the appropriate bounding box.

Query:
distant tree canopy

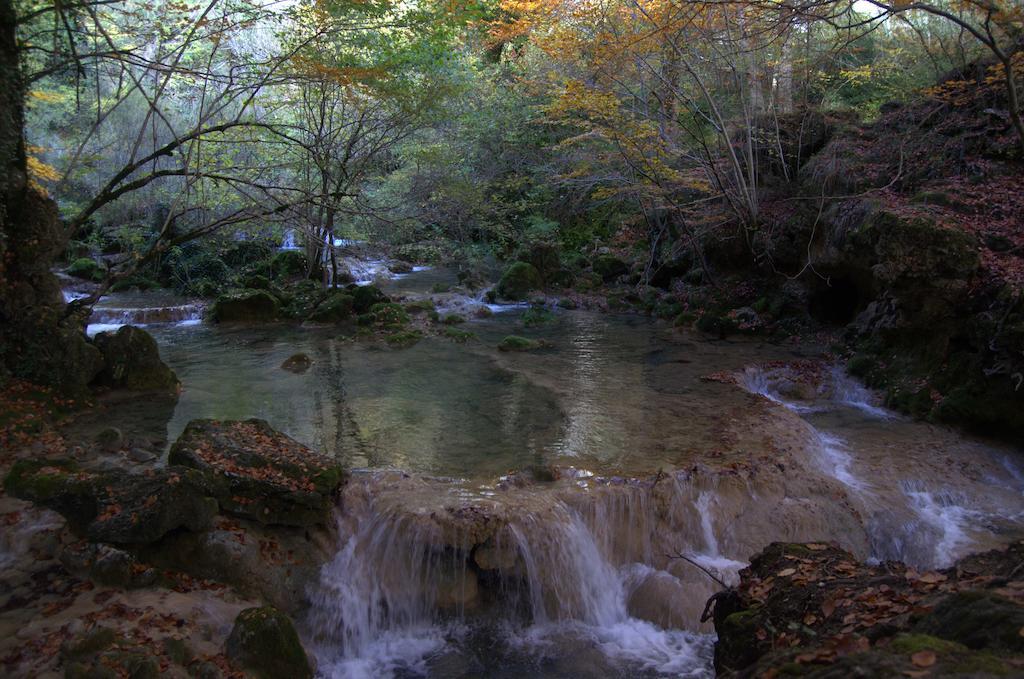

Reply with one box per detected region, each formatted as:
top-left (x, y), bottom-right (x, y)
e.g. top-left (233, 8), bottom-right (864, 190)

top-left (10, 0), bottom-right (1021, 290)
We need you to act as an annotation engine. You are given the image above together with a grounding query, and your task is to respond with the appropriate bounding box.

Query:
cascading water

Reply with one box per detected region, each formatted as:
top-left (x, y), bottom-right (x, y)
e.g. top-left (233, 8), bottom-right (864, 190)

top-left (87, 303), bottom-right (205, 336)
top-left (306, 478), bottom-right (715, 678)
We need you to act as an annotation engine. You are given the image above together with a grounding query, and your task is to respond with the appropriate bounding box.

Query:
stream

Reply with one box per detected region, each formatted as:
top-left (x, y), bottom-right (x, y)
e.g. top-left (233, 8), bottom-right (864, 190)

top-left (63, 263), bottom-right (1024, 678)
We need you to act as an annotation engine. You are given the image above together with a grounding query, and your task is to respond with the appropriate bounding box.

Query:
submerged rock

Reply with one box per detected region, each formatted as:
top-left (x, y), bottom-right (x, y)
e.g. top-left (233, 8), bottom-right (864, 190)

top-left (168, 418), bottom-right (344, 527)
top-left (280, 353), bottom-right (313, 373)
top-left (226, 606), bottom-right (313, 679)
top-left (91, 325), bottom-right (180, 391)
top-left (211, 289), bottom-right (281, 322)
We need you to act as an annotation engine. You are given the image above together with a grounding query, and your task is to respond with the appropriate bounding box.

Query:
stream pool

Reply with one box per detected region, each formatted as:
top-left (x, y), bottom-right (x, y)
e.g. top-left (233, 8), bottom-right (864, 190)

top-left (63, 266), bottom-right (1024, 679)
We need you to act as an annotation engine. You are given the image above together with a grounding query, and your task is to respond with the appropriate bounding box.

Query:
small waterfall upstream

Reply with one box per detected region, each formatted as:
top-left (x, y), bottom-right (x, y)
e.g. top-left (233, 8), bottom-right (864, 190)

top-left (86, 302), bottom-right (204, 336)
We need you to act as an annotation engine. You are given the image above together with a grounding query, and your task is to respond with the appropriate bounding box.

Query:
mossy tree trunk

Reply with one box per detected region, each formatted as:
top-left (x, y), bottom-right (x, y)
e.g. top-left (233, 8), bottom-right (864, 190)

top-left (0, 0), bottom-right (102, 396)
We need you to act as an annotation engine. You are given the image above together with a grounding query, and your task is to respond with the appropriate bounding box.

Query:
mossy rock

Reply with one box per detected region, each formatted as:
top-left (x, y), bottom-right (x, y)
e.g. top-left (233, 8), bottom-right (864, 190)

top-left (369, 302), bottom-right (410, 329)
top-left (496, 262), bottom-right (543, 301)
top-left (386, 330), bottom-right (423, 347)
top-left (239, 273), bottom-right (272, 291)
top-left (914, 591), bottom-right (1024, 653)
top-left (389, 261), bottom-right (413, 274)
top-left (442, 313), bottom-right (465, 325)
top-left (404, 299), bottom-right (436, 314)
top-left (91, 326), bottom-right (179, 391)
top-left (592, 254), bottom-right (628, 281)
top-left (557, 298), bottom-right (578, 310)
top-left (431, 282), bottom-right (452, 293)
top-left (168, 419), bottom-right (344, 527)
top-left (226, 607), bottom-right (312, 679)
top-left (307, 292), bottom-right (354, 323)
top-left (211, 289), bottom-right (280, 323)
top-left (522, 306), bottom-right (555, 327)
top-left (4, 459), bottom-right (219, 544)
top-left (67, 257), bottom-right (105, 282)
top-left (695, 310), bottom-right (738, 338)
top-left (352, 285), bottom-right (389, 313)
top-left (497, 335), bottom-right (550, 352)
top-left (444, 327), bottom-right (476, 343)
top-left (270, 250), bottom-right (308, 280)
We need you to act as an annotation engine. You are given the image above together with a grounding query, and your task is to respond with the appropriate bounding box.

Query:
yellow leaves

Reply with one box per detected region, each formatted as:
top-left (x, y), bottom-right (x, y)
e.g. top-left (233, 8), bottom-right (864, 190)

top-left (27, 155), bottom-right (61, 183)
top-left (28, 90), bottom-right (65, 103)
top-left (288, 56), bottom-right (385, 87)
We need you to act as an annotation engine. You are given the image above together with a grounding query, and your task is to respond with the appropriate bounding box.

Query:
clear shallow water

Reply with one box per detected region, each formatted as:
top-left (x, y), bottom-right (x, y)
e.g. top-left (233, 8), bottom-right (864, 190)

top-left (63, 267), bottom-right (1024, 679)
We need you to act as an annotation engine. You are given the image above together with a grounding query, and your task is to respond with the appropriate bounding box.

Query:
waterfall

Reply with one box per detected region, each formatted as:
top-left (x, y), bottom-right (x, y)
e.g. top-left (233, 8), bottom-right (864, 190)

top-left (306, 478), bottom-right (714, 678)
top-left (86, 303), bottom-right (204, 336)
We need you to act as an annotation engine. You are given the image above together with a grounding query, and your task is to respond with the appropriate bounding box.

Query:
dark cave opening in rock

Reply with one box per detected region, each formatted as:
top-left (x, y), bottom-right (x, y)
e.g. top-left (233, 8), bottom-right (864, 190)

top-left (809, 275), bottom-right (866, 325)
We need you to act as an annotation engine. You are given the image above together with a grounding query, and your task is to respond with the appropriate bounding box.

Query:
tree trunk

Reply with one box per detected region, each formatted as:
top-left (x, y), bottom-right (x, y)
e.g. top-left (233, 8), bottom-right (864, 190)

top-left (0, 0), bottom-right (103, 395)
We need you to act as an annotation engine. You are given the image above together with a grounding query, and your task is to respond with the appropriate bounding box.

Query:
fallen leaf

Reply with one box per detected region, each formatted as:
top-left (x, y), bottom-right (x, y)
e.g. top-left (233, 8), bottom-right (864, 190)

top-left (777, 568), bottom-right (797, 577)
top-left (911, 650), bottom-right (937, 668)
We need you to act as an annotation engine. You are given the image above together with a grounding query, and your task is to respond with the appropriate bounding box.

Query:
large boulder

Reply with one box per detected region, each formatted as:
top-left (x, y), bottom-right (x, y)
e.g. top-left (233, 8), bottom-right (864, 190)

top-left (270, 250), bottom-right (308, 280)
top-left (168, 419), bottom-right (344, 527)
top-left (91, 325), bottom-right (179, 391)
top-left (226, 607), bottom-right (313, 679)
top-left (211, 289), bottom-right (281, 322)
top-left (496, 262), bottom-right (542, 300)
top-left (3, 459), bottom-right (219, 544)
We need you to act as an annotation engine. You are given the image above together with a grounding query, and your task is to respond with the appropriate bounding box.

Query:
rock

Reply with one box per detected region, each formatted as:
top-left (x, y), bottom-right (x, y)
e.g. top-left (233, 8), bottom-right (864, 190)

top-left (91, 326), bottom-right (180, 391)
top-left (67, 257), bottom-right (105, 282)
top-left (3, 459), bottom-right (219, 544)
top-left (168, 419), bottom-right (344, 527)
top-left (226, 607), bottom-right (313, 679)
top-left (496, 262), bottom-right (543, 300)
top-left (442, 313), bottom-right (465, 325)
top-left (711, 541), bottom-right (1024, 677)
top-left (59, 542), bottom-right (161, 588)
top-left (435, 565), bottom-right (480, 610)
top-left (592, 254), bottom-right (628, 281)
top-left (351, 285), bottom-right (389, 313)
top-left (473, 305), bottom-right (493, 318)
top-left (95, 427), bottom-right (124, 451)
top-left (280, 353), bottom-right (313, 373)
top-left (306, 292), bottom-right (353, 323)
top-left (497, 335), bottom-right (549, 352)
top-left (389, 261), bottom-right (413, 274)
top-left (141, 517), bottom-right (329, 613)
top-left (626, 569), bottom-right (691, 629)
top-left (211, 289), bottom-right (281, 323)
top-left (270, 250), bottom-right (308, 280)
top-left (127, 448), bottom-right (157, 463)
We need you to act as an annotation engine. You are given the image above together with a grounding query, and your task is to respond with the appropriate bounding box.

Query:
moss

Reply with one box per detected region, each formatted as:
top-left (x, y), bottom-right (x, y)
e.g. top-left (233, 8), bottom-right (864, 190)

top-left (67, 257), bottom-right (105, 282)
top-left (386, 330), bottom-right (423, 347)
top-left (62, 627), bottom-right (119, 659)
top-left (270, 250), bottom-right (307, 280)
top-left (442, 313), bottom-right (465, 325)
top-left (522, 306), bottom-right (555, 327)
top-left (556, 298), bottom-right (578, 310)
top-left (914, 591), bottom-right (1024, 652)
top-left (496, 262), bottom-right (543, 300)
top-left (497, 335), bottom-right (547, 352)
top-left (889, 634), bottom-right (965, 655)
top-left (673, 312), bottom-right (696, 327)
top-left (592, 254), bottom-right (628, 281)
top-left (211, 289), bottom-right (280, 323)
top-left (369, 302), bottom-right (410, 329)
top-left (226, 607), bottom-right (312, 679)
top-left (307, 292), bottom-right (354, 323)
top-left (404, 299), bottom-right (436, 314)
top-left (444, 327), bottom-right (476, 342)
top-left (431, 282), bottom-right (452, 293)
top-left (352, 285), bottom-right (389, 313)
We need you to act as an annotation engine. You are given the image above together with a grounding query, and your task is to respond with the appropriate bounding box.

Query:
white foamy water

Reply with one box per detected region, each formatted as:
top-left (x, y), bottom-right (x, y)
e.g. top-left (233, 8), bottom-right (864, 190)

top-left (307, 483), bottom-right (713, 678)
top-left (816, 432), bottom-right (868, 493)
